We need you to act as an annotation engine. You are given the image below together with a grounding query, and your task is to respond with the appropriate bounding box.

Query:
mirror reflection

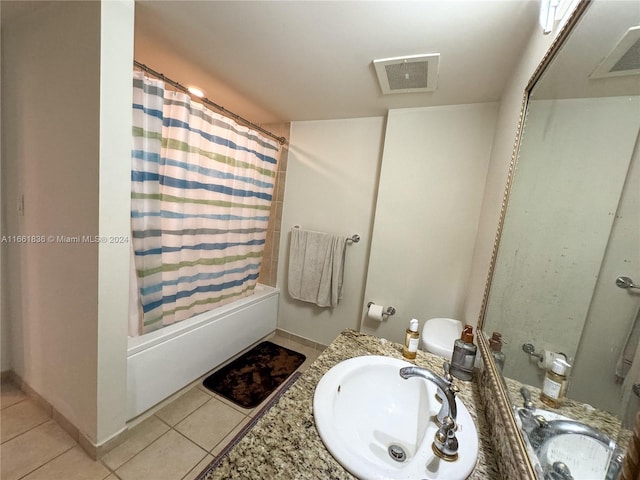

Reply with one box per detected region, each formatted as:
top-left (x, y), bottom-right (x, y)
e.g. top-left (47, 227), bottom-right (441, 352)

top-left (481, 0), bottom-right (640, 477)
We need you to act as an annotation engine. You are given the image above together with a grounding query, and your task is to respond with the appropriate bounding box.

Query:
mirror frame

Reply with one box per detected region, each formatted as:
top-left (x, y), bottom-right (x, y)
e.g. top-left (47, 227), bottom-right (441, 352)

top-left (475, 1), bottom-right (593, 477)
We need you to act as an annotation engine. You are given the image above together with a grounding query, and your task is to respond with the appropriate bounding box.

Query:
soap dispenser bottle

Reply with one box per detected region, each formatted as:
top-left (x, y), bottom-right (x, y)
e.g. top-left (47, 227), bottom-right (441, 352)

top-left (402, 319), bottom-right (420, 360)
top-left (450, 325), bottom-right (477, 381)
top-left (540, 357), bottom-right (571, 408)
top-left (489, 332), bottom-right (506, 371)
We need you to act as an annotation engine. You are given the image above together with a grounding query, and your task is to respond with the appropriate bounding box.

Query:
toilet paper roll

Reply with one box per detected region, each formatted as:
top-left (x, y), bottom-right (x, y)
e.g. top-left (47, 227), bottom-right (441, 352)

top-left (537, 350), bottom-right (562, 370)
top-left (367, 304), bottom-right (385, 322)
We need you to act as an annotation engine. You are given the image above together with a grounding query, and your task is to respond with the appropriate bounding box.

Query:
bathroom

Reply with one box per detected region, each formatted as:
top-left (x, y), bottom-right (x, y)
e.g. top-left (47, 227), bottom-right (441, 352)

top-left (2, 0), bottom-right (639, 479)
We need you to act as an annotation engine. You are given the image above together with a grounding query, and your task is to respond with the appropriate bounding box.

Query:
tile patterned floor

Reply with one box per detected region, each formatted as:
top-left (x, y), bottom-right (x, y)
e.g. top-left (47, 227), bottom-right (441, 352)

top-left (0, 333), bottom-right (323, 480)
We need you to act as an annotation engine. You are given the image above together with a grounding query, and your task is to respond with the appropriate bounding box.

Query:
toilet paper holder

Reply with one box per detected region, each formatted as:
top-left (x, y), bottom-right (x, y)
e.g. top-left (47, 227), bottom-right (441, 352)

top-left (367, 302), bottom-right (396, 317)
top-left (522, 343), bottom-right (568, 370)
top-left (522, 343), bottom-right (543, 360)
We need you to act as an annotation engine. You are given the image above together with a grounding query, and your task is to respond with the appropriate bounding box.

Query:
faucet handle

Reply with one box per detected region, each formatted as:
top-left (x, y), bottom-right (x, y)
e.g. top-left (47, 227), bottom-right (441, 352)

top-left (520, 386), bottom-right (534, 410)
top-left (433, 416), bottom-right (459, 462)
top-left (534, 415), bottom-right (549, 428)
top-left (435, 363), bottom-right (458, 416)
top-left (442, 362), bottom-right (459, 394)
top-left (442, 361), bottom-right (453, 383)
top-left (442, 363), bottom-right (459, 396)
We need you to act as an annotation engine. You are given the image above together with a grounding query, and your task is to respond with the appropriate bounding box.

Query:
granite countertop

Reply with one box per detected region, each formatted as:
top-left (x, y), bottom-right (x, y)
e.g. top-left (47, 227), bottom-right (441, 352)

top-left (206, 329), bottom-right (500, 479)
top-left (504, 376), bottom-right (632, 449)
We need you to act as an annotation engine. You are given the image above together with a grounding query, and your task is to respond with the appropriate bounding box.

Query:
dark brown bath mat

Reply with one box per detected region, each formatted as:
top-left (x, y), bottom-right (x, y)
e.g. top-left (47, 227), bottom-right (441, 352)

top-left (202, 341), bottom-right (306, 408)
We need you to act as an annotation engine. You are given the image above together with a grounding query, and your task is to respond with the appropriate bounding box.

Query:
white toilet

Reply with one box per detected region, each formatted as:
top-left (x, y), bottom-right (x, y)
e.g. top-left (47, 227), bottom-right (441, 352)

top-left (421, 318), bottom-right (463, 359)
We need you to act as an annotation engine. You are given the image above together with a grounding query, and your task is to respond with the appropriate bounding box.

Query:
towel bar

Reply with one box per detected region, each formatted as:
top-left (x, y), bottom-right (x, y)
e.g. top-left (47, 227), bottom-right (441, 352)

top-left (293, 225), bottom-right (360, 244)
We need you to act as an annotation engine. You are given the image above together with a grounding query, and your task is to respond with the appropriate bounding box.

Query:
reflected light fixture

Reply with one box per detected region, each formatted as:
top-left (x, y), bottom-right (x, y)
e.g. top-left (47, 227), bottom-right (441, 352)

top-left (539, 0), bottom-right (560, 34)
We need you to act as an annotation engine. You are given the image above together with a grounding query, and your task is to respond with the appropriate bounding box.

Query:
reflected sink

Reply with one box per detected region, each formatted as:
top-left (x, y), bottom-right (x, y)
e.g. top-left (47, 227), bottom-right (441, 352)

top-left (313, 355), bottom-right (479, 480)
top-left (517, 408), bottom-right (623, 479)
top-left (516, 407), bottom-right (571, 427)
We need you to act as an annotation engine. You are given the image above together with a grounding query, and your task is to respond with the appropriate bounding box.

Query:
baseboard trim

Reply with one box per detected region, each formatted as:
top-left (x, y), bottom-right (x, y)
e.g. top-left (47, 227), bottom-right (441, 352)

top-left (2, 370), bottom-right (127, 459)
top-left (275, 328), bottom-right (329, 351)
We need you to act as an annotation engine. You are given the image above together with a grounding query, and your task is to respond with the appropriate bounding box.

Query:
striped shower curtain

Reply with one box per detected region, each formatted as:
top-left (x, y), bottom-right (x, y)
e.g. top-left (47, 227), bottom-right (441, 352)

top-left (131, 71), bottom-right (280, 335)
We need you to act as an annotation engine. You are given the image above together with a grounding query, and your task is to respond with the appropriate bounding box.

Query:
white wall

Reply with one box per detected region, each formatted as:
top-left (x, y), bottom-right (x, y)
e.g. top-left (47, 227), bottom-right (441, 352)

top-left (1, 0), bottom-right (134, 446)
top-left (97, 0), bottom-right (134, 444)
top-left (277, 117), bottom-right (386, 346)
top-left (362, 104), bottom-right (498, 344)
top-left (2, 0), bottom-right (101, 439)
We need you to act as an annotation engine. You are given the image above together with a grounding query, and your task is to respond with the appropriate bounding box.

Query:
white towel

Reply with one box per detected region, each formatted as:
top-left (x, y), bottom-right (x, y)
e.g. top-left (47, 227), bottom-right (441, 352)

top-left (287, 227), bottom-right (347, 308)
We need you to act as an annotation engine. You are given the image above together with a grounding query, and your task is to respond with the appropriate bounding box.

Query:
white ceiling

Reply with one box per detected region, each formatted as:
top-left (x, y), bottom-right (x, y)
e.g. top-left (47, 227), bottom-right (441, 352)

top-left (135, 1), bottom-right (540, 123)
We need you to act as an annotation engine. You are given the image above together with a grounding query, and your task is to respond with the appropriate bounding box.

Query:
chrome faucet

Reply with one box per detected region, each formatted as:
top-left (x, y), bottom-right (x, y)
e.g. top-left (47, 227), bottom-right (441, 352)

top-left (399, 363), bottom-right (458, 424)
top-left (399, 363), bottom-right (460, 461)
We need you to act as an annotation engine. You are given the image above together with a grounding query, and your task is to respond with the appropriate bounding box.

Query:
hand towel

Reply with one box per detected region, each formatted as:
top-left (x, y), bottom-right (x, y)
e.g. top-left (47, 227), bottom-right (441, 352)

top-left (288, 227), bottom-right (347, 307)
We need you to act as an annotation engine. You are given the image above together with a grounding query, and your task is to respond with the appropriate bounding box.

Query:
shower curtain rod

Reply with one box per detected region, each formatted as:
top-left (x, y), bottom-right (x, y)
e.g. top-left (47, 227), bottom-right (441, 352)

top-left (133, 60), bottom-right (287, 146)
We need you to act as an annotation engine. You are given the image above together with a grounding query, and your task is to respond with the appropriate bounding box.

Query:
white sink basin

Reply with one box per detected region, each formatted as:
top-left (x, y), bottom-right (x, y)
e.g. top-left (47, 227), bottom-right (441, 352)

top-left (313, 355), bottom-right (479, 480)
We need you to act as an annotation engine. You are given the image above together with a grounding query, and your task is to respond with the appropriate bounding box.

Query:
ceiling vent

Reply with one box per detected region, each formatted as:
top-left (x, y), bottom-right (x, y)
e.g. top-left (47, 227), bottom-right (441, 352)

top-left (590, 26), bottom-right (640, 79)
top-left (373, 54), bottom-right (440, 94)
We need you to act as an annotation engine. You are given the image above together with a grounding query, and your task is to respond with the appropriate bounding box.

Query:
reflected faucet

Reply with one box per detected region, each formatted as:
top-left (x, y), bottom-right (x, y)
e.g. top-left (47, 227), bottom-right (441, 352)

top-left (399, 363), bottom-right (460, 461)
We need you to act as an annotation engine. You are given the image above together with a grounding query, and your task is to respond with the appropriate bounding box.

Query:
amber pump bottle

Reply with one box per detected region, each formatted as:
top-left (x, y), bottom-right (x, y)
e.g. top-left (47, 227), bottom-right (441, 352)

top-left (450, 325), bottom-right (477, 381)
top-left (402, 319), bottom-right (420, 360)
top-left (540, 357), bottom-right (571, 408)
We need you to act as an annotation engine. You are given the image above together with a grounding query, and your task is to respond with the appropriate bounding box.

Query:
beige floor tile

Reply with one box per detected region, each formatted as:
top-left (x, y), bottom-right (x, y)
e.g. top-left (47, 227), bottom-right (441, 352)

top-left (298, 345), bottom-right (322, 372)
top-left (115, 430), bottom-right (206, 480)
top-left (269, 332), bottom-right (291, 344)
top-left (0, 420), bottom-right (76, 480)
top-left (205, 388), bottom-right (252, 415)
top-left (1, 382), bottom-right (26, 409)
top-left (209, 416), bottom-right (252, 457)
top-left (101, 415), bottom-right (170, 471)
top-left (1, 398), bottom-right (51, 442)
top-left (21, 445), bottom-right (110, 480)
top-left (181, 454), bottom-right (213, 480)
top-left (155, 386), bottom-right (211, 426)
top-left (174, 397), bottom-right (246, 451)
top-left (196, 382), bottom-right (217, 399)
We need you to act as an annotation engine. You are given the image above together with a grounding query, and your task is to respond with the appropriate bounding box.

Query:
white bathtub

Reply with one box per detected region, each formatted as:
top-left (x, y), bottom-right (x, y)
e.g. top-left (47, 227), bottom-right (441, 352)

top-left (126, 284), bottom-right (279, 419)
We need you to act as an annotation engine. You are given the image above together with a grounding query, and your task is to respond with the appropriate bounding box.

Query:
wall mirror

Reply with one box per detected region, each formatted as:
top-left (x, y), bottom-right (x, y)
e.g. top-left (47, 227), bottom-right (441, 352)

top-left (479, 0), bottom-right (640, 477)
